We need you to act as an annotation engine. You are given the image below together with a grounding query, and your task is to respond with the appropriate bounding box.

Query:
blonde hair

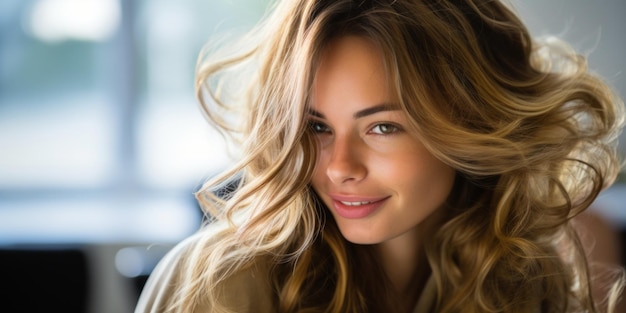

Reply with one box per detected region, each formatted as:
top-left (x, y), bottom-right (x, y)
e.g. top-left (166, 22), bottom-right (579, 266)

top-left (170, 0), bottom-right (625, 312)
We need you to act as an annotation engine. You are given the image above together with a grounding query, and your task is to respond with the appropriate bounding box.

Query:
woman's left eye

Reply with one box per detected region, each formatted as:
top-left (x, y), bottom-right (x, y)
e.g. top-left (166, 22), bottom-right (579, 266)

top-left (370, 123), bottom-right (400, 135)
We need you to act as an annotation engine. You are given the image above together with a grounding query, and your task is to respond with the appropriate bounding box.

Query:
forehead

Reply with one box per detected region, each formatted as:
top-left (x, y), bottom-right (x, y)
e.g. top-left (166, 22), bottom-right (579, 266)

top-left (313, 36), bottom-right (396, 107)
top-left (316, 35), bottom-right (384, 79)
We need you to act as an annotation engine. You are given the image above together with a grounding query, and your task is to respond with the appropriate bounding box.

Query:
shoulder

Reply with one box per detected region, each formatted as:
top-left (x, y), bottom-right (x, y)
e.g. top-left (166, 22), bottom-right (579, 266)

top-left (134, 230), bottom-right (276, 313)
top-left (133, 232), bottom-right (203, 313)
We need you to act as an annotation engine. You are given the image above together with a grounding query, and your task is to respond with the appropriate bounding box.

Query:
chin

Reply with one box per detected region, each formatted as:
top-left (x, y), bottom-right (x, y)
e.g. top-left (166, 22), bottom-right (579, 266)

top-left (337, 226), bottom-right (384, 245)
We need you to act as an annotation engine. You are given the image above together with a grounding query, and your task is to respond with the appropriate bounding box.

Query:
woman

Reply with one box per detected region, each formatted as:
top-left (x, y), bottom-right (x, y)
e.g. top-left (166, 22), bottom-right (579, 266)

top-left (135, 0), bottom-right (625, 312)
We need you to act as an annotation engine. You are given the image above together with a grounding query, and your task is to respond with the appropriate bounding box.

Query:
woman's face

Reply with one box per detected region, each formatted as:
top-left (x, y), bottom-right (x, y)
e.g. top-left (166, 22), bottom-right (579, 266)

top-left (309, 36), bottom-right (456, 245)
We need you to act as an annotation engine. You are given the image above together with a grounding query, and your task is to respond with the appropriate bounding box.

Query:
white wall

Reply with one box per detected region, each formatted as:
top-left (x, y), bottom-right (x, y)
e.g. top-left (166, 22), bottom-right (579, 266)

top-left (512, 0), bottom-right (626, 100)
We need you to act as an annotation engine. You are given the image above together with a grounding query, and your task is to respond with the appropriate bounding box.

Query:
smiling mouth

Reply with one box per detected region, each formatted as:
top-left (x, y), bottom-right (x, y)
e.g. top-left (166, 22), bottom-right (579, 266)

top-left (330, 197), bottom-right (388, 219)
top-left (339, 200), bottom-right (376, 206)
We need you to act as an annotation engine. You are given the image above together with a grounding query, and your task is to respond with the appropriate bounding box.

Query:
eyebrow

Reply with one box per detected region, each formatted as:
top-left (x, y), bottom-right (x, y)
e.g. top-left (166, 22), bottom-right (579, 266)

top-left (308, 103), bottom-right (400, 119)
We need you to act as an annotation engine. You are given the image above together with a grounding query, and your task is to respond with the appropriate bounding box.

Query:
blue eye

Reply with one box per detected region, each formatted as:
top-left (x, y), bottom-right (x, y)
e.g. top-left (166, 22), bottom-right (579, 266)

top-left (370, 123), bottom-right (399, 135)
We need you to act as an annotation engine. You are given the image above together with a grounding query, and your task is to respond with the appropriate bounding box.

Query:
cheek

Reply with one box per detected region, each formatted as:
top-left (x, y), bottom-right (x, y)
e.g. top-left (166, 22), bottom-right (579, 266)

top-left (387, 149), bottom-right (454, 196)
top-left (311, 169), bottom-right (322, 191)
top-left (310, 150), bottom-right (328, 189)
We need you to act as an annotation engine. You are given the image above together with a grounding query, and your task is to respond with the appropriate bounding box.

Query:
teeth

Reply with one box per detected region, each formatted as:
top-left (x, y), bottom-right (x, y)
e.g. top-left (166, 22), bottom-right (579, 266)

top-left (340, 201), bottom-right (373, 206)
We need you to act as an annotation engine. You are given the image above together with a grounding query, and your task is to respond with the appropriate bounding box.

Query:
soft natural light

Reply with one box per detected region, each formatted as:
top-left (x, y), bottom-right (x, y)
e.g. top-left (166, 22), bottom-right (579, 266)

top-left (0, 93), bottom-right (116, 188)
top-left (0, 196), bottom-right (199, 244)
top-left (137, 95), bottom-right (236, 189)
top-left (27, 0), bottom-right (121, 42)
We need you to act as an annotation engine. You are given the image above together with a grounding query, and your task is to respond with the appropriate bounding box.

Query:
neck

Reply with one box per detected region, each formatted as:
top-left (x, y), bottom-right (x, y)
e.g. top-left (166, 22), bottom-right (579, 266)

top-left (371, 206), bottom-right (447, 311)
top-left (374, 230), bottom-right (429, 295)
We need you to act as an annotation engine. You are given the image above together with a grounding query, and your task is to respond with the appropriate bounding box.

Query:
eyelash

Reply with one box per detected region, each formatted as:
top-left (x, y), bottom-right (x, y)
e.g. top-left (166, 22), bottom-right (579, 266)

top-left (309, 121), bottom-right (331, 134)
top-left (370, 123), bottom-right (400, 135)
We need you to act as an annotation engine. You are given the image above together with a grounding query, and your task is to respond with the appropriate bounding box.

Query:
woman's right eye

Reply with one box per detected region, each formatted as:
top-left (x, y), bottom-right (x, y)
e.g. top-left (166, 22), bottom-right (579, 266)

top-left (309, 121), bottom-right (330, 134)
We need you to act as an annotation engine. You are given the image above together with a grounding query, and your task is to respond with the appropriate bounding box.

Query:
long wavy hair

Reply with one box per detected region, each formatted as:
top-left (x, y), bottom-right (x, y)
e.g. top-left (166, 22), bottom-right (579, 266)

top-left (171, 0), bottom-right (625, 312)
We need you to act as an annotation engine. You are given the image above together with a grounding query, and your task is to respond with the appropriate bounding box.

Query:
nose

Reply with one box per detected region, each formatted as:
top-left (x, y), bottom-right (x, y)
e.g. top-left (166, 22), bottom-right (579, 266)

top-left (325, 134), bottom-right (367, 185)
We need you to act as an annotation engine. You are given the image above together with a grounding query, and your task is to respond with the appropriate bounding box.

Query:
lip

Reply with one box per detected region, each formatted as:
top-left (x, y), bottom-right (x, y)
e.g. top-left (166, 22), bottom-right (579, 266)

top-left (328, 194), bottom-right (389, 219)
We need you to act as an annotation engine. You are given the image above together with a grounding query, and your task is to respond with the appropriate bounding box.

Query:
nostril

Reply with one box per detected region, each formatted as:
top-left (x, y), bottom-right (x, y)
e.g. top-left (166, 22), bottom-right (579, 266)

top-left (326, 153), bottom-right (366, 184)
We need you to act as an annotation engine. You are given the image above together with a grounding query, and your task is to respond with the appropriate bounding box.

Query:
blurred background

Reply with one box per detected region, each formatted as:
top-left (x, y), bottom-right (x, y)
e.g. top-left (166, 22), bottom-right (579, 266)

top-left (0, 0), bottom-right (624, 312)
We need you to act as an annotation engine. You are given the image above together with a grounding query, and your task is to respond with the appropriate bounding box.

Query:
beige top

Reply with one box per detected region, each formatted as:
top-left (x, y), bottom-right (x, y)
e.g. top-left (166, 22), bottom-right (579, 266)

top-left (135, 233), bottom-right (437, 313)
